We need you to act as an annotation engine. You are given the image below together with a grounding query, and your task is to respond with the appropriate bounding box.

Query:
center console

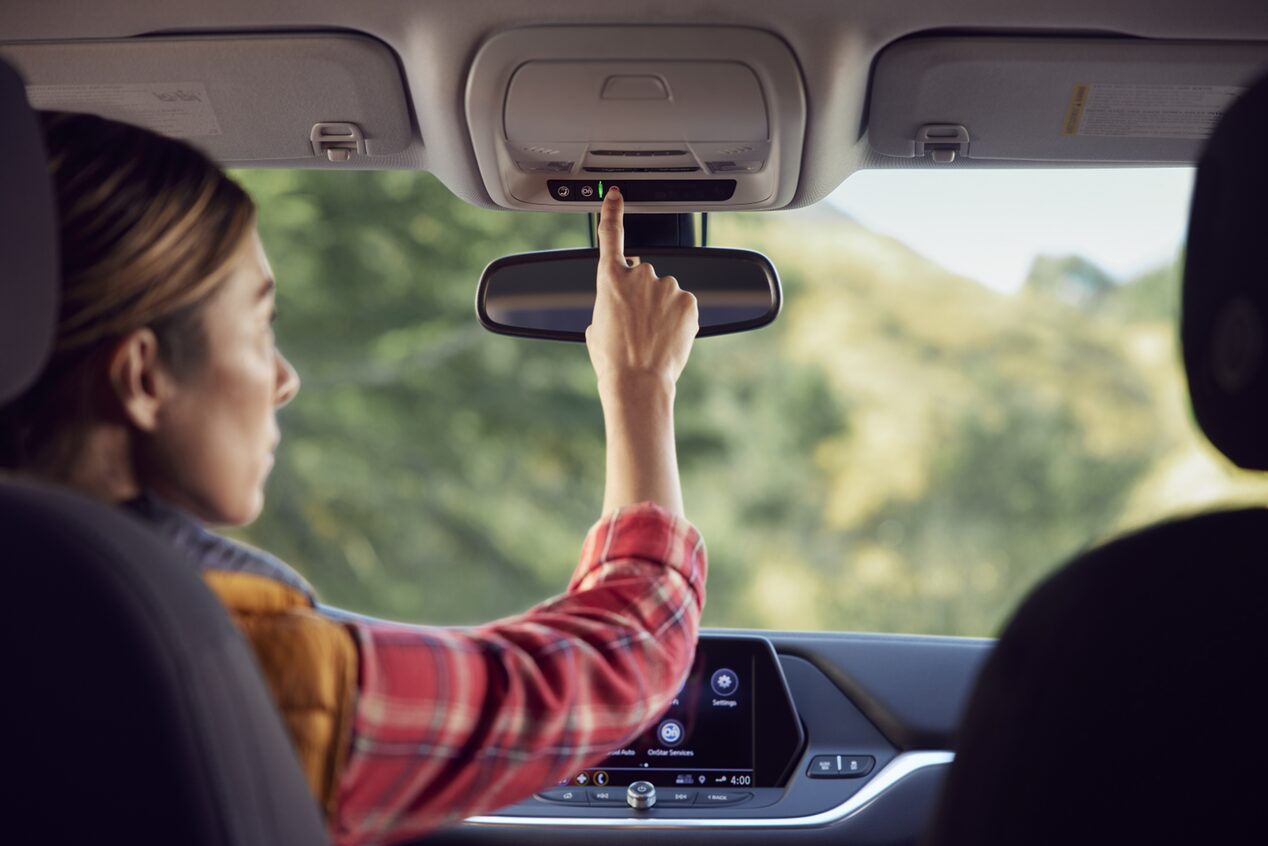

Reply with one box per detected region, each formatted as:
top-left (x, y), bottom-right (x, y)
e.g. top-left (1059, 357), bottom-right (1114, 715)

top-left (465, 633), bottom-right (949, 828)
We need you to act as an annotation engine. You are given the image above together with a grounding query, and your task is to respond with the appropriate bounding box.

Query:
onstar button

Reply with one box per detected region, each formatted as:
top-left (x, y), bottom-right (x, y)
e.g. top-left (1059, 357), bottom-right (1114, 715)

top-left (697, 791), bottom-right (752, 807)
top-left (658, 719), bottom-right (685, 747)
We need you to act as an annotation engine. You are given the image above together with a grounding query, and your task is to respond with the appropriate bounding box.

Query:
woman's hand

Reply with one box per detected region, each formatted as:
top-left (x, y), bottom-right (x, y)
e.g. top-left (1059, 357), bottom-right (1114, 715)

top-left (586, 186), bottom-right (699, 517)
top-left (586, 187), bottom-right (699, 392)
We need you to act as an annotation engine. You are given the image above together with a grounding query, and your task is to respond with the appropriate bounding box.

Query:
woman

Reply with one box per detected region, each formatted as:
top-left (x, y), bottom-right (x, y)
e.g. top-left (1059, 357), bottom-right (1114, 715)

top-left (0, 111), bottom-right (706, 845)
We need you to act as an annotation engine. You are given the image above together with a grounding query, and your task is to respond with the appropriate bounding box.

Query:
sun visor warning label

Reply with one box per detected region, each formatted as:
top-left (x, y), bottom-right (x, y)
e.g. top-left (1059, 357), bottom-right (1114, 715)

top-left (1061, 83), bottom-right (1244, 139)
top-left (25, 82), bottom-right (222, 138)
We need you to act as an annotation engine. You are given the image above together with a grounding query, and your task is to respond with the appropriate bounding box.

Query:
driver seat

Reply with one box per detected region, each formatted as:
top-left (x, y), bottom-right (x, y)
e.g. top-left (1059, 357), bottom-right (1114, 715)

top-left (0, 58), bottom-right (329, 846)
top-left (927, 73), bottom-right (1268, 845)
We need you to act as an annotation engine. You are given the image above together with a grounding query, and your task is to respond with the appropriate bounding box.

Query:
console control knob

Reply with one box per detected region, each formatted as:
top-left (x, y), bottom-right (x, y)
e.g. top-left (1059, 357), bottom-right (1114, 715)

top-left (627, 780), bottom-right (656, 809)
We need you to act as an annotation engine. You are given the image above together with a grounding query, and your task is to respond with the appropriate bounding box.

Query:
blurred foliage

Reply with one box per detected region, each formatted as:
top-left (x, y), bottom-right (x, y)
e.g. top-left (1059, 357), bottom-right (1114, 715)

top-left (228, 169), bottom-right (1268, 636)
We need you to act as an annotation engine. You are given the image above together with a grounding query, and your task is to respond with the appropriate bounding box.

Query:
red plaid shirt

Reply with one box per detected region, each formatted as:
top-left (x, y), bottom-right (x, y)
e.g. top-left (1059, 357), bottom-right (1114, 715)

top-left (329, 503), bottom-right (707, 846)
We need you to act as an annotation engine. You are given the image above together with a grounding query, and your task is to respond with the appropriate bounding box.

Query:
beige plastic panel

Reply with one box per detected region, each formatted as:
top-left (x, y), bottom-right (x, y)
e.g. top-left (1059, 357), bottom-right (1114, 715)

top-left (0, 33), bottom-right (415, 165)
top-left (505, 61), bottom-right (767, 142)
top-left (869, 37), bottom-right (1268, 164)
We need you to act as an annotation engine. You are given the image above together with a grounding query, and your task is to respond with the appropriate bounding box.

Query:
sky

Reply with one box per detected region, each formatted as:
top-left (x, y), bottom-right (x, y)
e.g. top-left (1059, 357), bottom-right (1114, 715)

top-left (825, 168), bottom-right (1195, 292)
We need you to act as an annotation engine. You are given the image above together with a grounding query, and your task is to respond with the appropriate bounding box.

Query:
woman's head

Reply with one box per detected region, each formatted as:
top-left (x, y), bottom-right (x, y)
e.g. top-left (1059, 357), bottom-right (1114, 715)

top-left (0, 111), bottom-right (298, 525)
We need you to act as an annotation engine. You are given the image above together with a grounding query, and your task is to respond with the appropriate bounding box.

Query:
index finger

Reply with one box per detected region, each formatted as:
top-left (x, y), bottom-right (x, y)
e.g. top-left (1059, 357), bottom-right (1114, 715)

top-left (597, 186), bottom-right (625, 269)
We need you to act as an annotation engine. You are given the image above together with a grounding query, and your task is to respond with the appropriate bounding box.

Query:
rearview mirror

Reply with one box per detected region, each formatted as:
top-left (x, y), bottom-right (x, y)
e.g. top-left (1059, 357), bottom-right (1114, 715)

top-left (477, 247), bottom-right (781, 342)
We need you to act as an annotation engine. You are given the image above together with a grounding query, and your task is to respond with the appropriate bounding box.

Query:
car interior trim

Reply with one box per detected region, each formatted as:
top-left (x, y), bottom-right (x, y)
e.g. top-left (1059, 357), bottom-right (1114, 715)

top-left (462, 750), bottom-right (954, 829)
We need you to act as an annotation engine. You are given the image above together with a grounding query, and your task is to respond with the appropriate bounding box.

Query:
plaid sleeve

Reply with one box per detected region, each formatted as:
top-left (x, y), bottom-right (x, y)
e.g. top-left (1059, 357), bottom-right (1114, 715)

top-left (329, 502), bottom-right (706, 846)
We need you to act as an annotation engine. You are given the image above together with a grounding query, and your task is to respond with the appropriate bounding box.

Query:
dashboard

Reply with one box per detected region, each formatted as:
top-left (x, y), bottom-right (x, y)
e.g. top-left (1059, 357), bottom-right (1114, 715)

top-left (427, 630), bottom-right (993, 845)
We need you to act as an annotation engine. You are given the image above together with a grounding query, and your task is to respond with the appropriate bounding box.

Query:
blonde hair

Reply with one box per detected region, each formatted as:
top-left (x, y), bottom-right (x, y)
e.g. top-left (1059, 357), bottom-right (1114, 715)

top-left (0, 111), bottom-right (256, 468)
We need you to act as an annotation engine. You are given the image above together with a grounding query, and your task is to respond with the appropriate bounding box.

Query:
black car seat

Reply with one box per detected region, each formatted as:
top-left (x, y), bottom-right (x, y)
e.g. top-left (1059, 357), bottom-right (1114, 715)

top-left (927, 74), bottom-right (1268, 845)
top-left (0, 58), bottom-right (329, 846)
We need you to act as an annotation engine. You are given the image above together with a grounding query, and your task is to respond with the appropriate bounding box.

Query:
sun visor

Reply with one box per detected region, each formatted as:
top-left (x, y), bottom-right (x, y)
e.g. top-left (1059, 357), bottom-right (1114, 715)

top-left (466, 27), bottom-right (805, 211)
top-left (0, 33), bottom-right (416, 168)
top-left (868, 38), bottom-right (1268, 165)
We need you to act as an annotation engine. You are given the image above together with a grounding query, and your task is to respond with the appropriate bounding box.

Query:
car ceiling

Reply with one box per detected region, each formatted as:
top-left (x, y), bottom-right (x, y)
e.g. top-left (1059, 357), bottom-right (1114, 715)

top-left (2, 0), bottom-right (1266, 210)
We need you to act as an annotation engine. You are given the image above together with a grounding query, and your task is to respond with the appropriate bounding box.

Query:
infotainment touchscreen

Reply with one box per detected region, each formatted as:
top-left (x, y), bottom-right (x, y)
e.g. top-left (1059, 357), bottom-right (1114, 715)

top-left (558, 636), bottom-right (803, 789)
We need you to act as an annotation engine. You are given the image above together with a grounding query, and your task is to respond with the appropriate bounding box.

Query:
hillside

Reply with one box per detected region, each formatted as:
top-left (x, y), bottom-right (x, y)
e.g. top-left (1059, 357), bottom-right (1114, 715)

top-left (232, 169), bottom-right (1268, 637)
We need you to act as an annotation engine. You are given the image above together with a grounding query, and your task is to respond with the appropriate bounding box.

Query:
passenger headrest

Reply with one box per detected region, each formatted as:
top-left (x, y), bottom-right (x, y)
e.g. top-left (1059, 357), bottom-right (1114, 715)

top-left (1182, 72), bottom-right (1268, 471)
top-left (0, 59), bottom-right (58, 405)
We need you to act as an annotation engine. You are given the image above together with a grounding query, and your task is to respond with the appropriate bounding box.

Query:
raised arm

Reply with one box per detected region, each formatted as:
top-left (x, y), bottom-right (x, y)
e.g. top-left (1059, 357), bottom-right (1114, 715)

top-left (329, 186), bottom-right (705, 845)
top-left (588, 186), bottom-right (699, 517)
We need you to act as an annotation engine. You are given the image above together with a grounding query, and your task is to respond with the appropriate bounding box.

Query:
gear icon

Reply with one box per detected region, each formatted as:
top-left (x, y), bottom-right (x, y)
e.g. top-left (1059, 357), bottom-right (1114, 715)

top-left (711, 668), bottom-right (739, 697)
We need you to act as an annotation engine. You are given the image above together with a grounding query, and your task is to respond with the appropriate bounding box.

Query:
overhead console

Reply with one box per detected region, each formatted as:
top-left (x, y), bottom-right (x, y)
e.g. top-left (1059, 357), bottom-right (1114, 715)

top-left (868, 37), bottom-right (1268, 165)
top-left (465, 27), bottom-right (806, 211)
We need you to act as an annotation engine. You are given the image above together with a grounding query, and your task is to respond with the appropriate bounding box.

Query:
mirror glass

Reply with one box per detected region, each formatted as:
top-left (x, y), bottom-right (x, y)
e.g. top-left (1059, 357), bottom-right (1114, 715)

top-left (478, 247), bottom-right (780, 341)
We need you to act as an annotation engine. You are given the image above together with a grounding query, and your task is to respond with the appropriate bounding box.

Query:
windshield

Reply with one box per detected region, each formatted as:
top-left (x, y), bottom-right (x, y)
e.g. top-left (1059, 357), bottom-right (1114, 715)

top-left (229, 167), bottom-right (1268, 637)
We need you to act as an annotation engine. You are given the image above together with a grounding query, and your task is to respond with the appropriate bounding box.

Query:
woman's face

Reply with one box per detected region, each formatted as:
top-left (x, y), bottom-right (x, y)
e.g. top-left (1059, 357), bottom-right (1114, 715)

top-left (140, 227), bottom-right (299, 525)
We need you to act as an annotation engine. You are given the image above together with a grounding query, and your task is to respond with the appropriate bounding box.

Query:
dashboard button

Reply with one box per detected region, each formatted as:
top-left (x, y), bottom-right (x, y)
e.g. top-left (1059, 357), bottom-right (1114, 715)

top-left (627, 780), bottom-right (656, 809)
top-left (697, 790), bottom-right (752, 807)
top-left (807, 754), bottom-right (876, 778)
top-left (537, 788), bottom-right (589, 805)
top-left (587, 787), bottom-right (627, 805)
top-left (807, 755), bottom-right (839, 777)
top-left (841, 755), bottom-right (875, 777)
top-left (711, 668), bottom-right (740, 696)
top-left (658, 789), bottom-right (697, 806)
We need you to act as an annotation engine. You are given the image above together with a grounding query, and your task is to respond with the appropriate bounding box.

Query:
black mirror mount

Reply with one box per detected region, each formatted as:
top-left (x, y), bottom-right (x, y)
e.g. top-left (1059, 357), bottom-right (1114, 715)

top-left (476, 246), bottom-right (781, 343)
top-left (588, 212), bottom-right (709, 249)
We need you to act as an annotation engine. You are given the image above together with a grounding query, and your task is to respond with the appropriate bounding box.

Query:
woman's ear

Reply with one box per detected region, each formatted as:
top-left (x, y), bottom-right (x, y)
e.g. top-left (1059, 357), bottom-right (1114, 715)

top-left (107, 328), bottom-right (168, 432)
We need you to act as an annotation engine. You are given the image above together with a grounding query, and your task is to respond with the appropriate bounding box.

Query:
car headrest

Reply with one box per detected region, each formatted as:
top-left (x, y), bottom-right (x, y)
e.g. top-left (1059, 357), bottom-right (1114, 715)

top-left (1182, 71), bottom-right (1268, 470)
top-left (0, 59), bottom-right (59, 405)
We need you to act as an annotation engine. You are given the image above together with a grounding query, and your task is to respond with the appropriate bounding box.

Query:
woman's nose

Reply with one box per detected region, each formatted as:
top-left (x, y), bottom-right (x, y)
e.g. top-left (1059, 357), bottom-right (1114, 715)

top-left (275, 349), bottom-right (300, 407)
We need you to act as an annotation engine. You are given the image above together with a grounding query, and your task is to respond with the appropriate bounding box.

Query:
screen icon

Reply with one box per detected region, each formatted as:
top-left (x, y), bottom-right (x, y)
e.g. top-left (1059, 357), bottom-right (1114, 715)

top-left (711, 668), bottom-right (739, 697)
top-left (658, 719), bottom-right (685, 747)
top-left (676, 774), bottom-right (694, 785)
